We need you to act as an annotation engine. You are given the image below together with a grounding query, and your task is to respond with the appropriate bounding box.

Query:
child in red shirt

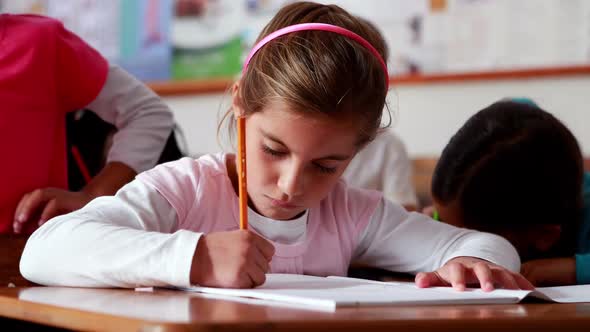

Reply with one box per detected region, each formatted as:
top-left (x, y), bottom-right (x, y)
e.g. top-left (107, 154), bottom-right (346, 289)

top-left (0, 14), bottom-right (174, 234)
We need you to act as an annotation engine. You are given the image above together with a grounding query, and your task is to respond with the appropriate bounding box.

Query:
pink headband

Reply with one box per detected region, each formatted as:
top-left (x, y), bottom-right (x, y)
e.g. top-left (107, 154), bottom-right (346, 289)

top-left (243, 23), bottom-right (389, 88)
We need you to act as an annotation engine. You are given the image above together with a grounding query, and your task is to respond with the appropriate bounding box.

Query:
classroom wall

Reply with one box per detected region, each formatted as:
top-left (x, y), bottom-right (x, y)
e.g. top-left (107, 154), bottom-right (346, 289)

top-left (164, 75), bottom-right (590, 157)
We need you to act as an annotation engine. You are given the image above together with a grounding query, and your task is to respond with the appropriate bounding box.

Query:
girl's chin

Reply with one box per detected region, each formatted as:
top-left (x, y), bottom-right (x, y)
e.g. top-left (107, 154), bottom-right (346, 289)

top-left (256, 206), bottom-right (304, 221)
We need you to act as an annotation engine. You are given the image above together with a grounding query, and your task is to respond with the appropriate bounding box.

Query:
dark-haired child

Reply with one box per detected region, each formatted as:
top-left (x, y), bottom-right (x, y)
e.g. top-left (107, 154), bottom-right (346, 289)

top-left (431, 99), bottom-right (590, 286)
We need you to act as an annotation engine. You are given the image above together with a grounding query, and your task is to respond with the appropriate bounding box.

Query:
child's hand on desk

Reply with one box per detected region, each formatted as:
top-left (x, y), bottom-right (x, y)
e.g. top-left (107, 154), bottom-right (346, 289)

top-left (191, 230), bottom-right (275, 288)
top-left (13, 188), bottom-right (94, 233)
top-left (415, 256), bottom-right (534, 291)
top-left (521, 258), bottom-right (576, 286)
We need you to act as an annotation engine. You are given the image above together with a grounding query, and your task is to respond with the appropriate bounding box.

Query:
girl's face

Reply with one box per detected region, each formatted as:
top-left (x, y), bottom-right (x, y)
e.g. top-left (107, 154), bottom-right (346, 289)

top-left (242, 100), bottom-right (360, 220)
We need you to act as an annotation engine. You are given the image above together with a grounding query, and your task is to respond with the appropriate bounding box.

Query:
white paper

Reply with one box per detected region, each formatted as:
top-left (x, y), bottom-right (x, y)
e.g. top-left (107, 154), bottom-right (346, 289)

top-left (182, 274), bottom-right (534, 311)
top-left (443, 0), bottom-right (504, 72)
top-left (533, 284), bottom-right (590, 303)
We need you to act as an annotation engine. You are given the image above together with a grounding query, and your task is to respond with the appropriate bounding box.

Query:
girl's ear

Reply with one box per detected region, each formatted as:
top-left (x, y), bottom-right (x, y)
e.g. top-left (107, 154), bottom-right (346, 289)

top-left (231, 81), bottom-right (244, 118)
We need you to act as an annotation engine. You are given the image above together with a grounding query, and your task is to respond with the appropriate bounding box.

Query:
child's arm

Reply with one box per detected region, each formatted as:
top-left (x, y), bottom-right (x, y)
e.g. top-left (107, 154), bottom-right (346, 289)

top-left (353, 198), bottom-right (532, 290)
top-left (20, 180), bottom-right (196, 288)
top-left (13, 64), bottom-right (173, 232)
top-left (84, 64), bottom-right (174, 174)
top-left (520, 257), bottom-right (577, 286)
top-left (20, 176), bottom-right (274, 289)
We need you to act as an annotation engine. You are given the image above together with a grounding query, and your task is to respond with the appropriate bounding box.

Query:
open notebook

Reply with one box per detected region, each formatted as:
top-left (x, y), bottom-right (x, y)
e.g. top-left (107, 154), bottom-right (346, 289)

top-left (181, 273), bottom-right (590, 311)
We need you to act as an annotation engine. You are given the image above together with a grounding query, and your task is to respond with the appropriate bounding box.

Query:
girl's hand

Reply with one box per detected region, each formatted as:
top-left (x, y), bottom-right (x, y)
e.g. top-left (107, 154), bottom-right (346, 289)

top-left (415, 256), bottom-right (534, 291)
top-left (13, 188), bottom-right (94, 233)
top-left (521, 258), bottom-right (576, 286)
top-left (191, 230), bottom-right (275, 288)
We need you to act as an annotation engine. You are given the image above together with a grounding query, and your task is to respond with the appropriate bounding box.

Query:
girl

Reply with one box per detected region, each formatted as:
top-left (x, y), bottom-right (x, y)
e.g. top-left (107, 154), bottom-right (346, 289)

top-left (20, 2), bottom-right (532, 291)
top-left (430, 99), bottom-right (590, 286)
top-left (1, 14), bottom-right (174, 234)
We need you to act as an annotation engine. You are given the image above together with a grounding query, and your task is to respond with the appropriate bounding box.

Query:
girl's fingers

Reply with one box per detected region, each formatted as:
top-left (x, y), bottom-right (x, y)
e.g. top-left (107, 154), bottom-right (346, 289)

top-left (246, 263), bottom-right (266, 287)
top-left (415, 271), bottom-right (446, 288)
top-left (492, 269), bottom-right (519, 289)
top-left (449, 262), bottom-right (466, 291)
top-left (512, 272), bottom-right (535, 290)
top-left (252, 235), bottom-right (275, 261)
top-left (419, 259), bottom-right (534, 291)
top-left (472, 262), bottom-right (494, 292)
top-left (251, 247), bottom-right (270, 273)
top-left (237, 272), bottom-right (256, 289)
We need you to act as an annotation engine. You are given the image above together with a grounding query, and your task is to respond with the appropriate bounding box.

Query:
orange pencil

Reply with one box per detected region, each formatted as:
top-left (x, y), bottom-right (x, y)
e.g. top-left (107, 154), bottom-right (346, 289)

top-left (237, 116), bottom-right (248, 229)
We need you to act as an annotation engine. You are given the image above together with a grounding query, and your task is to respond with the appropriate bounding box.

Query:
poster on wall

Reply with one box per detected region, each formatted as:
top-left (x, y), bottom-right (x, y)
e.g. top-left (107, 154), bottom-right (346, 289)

top-left (0, 0), bottom-right (47, 15)
top-left (47, 0), bottom-right (121, 62)
top-left (1, 0), bottom-right (172, 81)
top-left (2, 0), bottom-right (589, 81)
top-left (118, 0), bottom-right (173, 81)
top-left (321, 0), bottom-right (428, 75)
top-left (497, 0), bottom-right (588, 69)
top-left (171, 0), bottom-right (246, 80)
top-left (440, 0), bottom-right (502, 72)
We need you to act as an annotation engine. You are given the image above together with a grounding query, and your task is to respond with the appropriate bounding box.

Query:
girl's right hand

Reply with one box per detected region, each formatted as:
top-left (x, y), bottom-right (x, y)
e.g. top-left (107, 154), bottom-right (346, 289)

top-left (190, 230), bottom-right (275, 288)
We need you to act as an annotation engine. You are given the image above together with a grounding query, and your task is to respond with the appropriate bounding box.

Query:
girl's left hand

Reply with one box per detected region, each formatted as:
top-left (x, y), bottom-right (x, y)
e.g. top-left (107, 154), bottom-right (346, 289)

top-left (415, 256), bottom-right (535, 291)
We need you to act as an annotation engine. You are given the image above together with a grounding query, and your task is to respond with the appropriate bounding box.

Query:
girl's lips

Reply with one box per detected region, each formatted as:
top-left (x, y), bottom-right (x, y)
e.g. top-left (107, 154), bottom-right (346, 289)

top-left (269, 197), bottom-right (298, 209)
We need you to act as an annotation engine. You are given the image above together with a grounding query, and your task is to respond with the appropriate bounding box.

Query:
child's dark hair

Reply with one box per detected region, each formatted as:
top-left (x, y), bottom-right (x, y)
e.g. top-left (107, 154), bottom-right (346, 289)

top-left (432, 100), bottom-right (584, 253)
top-left (220, 2), bottom-right (390, 146)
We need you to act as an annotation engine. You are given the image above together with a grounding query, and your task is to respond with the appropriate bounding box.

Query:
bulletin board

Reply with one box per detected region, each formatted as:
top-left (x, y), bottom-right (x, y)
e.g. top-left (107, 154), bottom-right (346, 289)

top-left (2, 0), bottom-right (589, 95)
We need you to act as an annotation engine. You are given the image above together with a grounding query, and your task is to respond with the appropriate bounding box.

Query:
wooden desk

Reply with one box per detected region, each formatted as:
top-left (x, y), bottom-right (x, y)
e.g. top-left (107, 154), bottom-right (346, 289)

top-left (0, 234), bottom-right (34, 287)
top-left (0, 286), bottom-right (589, 332)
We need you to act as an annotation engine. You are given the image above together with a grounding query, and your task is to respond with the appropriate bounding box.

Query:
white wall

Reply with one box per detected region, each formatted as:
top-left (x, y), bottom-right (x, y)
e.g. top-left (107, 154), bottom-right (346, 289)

top-left (164, 75), bottom-right (590, 157)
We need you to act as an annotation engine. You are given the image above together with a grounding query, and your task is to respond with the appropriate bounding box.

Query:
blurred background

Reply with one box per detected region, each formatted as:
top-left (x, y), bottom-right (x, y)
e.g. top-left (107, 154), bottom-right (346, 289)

top-left (2, 0), bottom-right (589, 203)
top-left (4, 0), bottom-right (588, 79)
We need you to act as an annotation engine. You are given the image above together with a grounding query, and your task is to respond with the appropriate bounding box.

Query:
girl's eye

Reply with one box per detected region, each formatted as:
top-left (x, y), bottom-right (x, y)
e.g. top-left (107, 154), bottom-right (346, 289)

top-left (314, 163), bottom-right (337, 174)
top-left (262, 145), bottom-right (286, 157)
top-left (262, 144), bottom-right (337, 174)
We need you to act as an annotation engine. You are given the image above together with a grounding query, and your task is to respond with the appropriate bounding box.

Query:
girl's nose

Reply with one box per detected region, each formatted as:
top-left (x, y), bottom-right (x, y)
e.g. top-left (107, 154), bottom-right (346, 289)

top-left (277, 162), bottom-right (305, 198)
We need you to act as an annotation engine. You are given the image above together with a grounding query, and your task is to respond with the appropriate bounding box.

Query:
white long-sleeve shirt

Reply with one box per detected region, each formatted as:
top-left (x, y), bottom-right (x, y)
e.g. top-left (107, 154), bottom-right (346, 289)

top-left (85, 64), bottom-right (174, 173)
top-left (344, 129), bottom-right (418, 207)
top-left (20, 178), bottom-right (520, 288)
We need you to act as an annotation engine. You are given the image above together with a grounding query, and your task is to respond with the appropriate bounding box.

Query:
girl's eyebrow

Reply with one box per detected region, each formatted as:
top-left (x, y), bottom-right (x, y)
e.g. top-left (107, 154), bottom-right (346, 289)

top-left (260, 130), bottom-right (351, 161)
top-left (261, 130), bottom-right (287, 147)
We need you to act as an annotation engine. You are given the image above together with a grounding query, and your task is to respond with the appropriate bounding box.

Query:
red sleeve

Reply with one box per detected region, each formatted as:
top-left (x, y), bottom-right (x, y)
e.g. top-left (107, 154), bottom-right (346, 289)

top-left (53, 20), bottom-right (108, 112)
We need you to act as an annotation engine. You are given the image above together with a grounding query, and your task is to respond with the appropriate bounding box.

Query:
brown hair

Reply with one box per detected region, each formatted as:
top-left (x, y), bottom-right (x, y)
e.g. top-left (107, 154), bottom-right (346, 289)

top-left (219, 1), bottom-right (390, 147)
